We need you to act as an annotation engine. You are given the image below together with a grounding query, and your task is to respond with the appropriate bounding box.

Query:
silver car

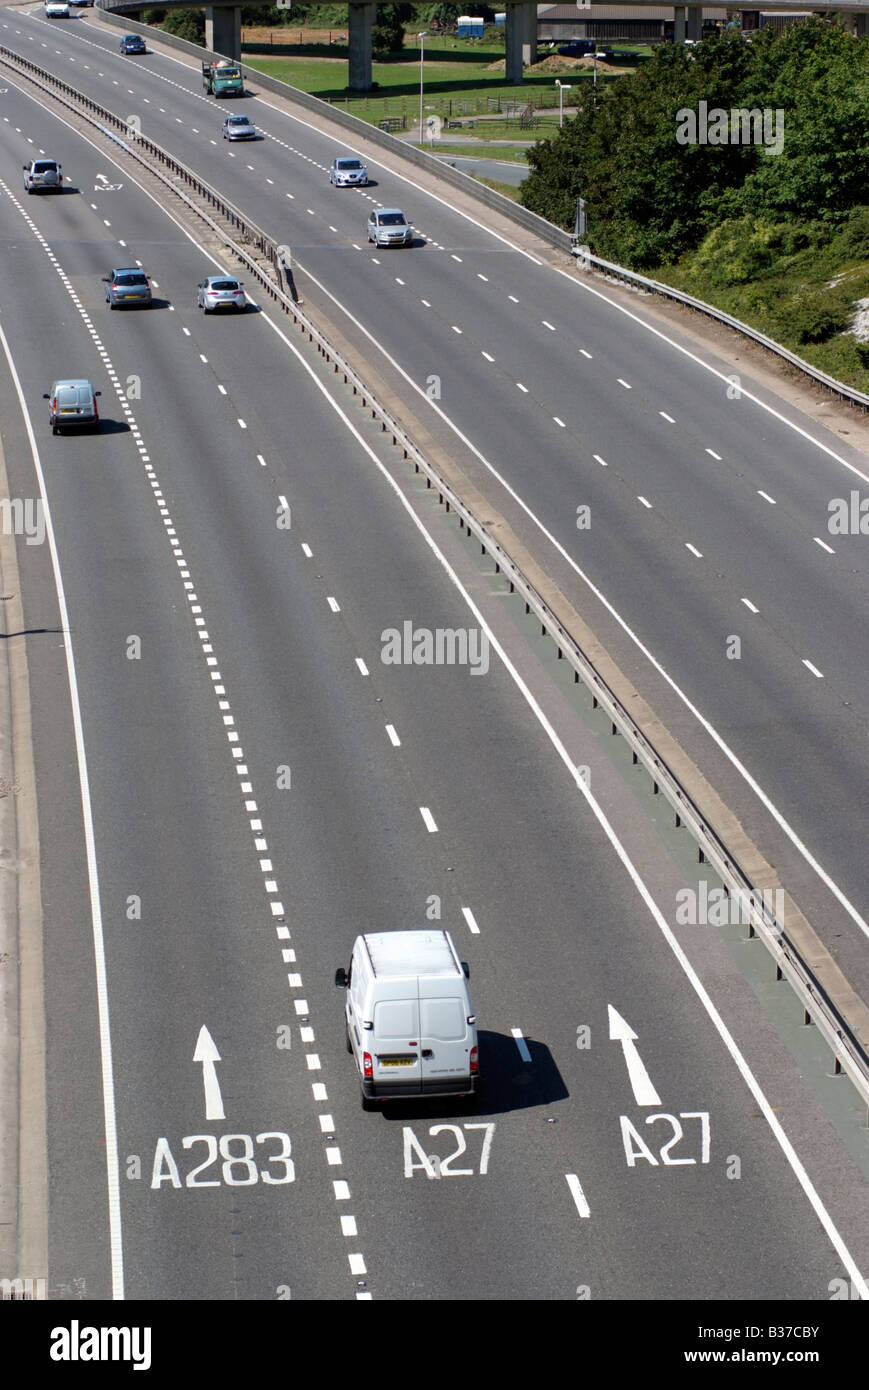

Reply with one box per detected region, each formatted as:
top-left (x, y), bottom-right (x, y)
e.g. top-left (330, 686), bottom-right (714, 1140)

top-left (367, 208), bottom-right (413, 247)
top-left (197, 276), bottom-right (247, 312)
top-left (330, 156), bottom-right (368, 187)
top-left (23, 159), bottom-right (63, 194)
top-left (223, 114), bottom-right (256, 141)
top-left (43, 379), bottom-right (101, 435)
top-left (103, 267), bottom-right (152, 308)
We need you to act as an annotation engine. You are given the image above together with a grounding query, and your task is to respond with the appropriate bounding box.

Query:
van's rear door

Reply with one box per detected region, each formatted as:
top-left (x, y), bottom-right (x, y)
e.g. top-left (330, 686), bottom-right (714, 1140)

top-left (419, 995), bottom-right (470, 1085)
top-left (372, 998), bottom-right (420, 1086)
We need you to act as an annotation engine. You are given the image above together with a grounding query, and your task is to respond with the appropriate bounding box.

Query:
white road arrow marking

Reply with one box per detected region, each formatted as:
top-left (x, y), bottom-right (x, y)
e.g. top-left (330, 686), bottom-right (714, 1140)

top-left (94, 174), bottom-right (123, 190)
top-left (193, 1025), bottom-right (225, 1120)
top-left (608, 1005), bottom-right (662, 1107)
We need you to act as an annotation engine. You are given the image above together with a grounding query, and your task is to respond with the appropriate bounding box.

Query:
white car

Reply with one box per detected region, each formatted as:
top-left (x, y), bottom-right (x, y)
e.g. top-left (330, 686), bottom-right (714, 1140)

top-left (45, 1), bottom-right (71, 16)
top-left (330, 156), bottom-right (368, 187)
top-left (367, 208), bottom-right (413, 248)
top-left (222, 114), bottom-right (256, 141)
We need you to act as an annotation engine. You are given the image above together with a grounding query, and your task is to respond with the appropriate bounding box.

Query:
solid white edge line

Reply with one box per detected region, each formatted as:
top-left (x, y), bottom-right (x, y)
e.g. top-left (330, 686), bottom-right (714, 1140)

top-left (0, 319), bottom-right (125, 1298)
top-left (293, 254), bottom-right (869, 941)
top-left (253, 293), bottom-right (867, 1296)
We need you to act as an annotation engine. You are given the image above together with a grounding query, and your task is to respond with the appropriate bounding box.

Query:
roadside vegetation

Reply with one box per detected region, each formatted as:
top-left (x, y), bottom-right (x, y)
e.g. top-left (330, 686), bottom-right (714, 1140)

top-left (521, 20), bottom-right (869, 388)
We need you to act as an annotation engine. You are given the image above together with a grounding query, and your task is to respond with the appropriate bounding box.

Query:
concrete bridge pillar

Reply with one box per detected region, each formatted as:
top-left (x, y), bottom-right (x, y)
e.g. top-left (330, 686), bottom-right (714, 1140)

top-left (205, 5), bottom-right (241, 60)
top-left (348, 2), bottom-right (376, 91)
top-left (506, 1), bottom-right (537, 84)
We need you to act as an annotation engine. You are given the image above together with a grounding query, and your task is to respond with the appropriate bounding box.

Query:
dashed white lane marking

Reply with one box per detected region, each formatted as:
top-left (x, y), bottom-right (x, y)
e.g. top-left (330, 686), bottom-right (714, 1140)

top-left (553, 417), bottom-right (565, 428)
top-left (385, 724), bottom-right (400, 747)
top-left (451, 325), bottom-right (462, 335)
top-left (327, 595), bottom-right (340, 613)
top-left (814, 536), bottom-right (835, 554)
top-left (419, 806), bottom-right (438, 833)
top-left (257, 454), bottom-right (267, 468)
top-left (617, 378), bottom-right (631, 390)
top-left (217, 384), bottom-right (227, 395)
top-left (706, 448), bottom-right (722, 460)
top-left (510, 1029), bottom-right (532, 1063)
top-left (593, 454), bottom-right (608, 467)
top-left (566, 1174), bottom-right (591, 1219)
top-left (659, 411), bottom-right (674, 423)
top-left (461, 906), bottom-right (480, 936)
top-left (758, 490), bottom-right (776, 505)
top-left (451, 253), bottom-right (462, 262)
top-left (637, 496), bottom-right (652, 509)
top-left (237, 418), bottom-right (246, 430)
top-left (579, 348), bottom-right (592, 359)
top-left (355, 657), bottom-right (369, 675)
top-left (542, 320), bottom-right (555, 331)
top-left (482, 351), bottom-right (495, 362)
top-left (5, 142), bottom-right (380, 1289)
top-left (516, 382), bottom-right (528, 393)
top-left (421, 299), bottom-right (431, 308)
top-left (803, 659), bottom-right (824, 678)
top-left (741, 597), bottom-right (759, 613)
top-left (477, 273), bottom-right (488, 281)
top-left (508, 294), bottom-right (519, 303)
top-left (685, 543), bottom-right (703, 558)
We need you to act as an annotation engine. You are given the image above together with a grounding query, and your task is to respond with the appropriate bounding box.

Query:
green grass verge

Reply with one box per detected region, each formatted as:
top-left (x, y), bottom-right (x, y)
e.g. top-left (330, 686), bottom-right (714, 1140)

top-left (242, 50), bottom-right (610, 130)
top-left (654, 226), bottom-right (869, 395)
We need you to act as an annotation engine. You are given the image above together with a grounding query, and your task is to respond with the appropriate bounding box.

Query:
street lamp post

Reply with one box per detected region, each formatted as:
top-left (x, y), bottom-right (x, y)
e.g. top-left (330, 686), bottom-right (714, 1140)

top-left (418, 31), bottom-right (428, 142)
top-left (555, 79), bottom-right (572, 128)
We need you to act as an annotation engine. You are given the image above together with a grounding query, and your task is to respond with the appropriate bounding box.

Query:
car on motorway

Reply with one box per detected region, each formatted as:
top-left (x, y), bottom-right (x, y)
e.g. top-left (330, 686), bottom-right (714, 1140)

top-left (222, 113), bottom-right (256, 141)
top-left (329, 156), bottom-right (368, 187)
top-left (335, 930), bottom-right (479, 1110)
top-left (197, 276), bottom-right (247, 312)
top-left (44, 1), bottom-right (71, 16)
top-left (103, 267), bottom-right (152, 308)
top-left (119, 34), bottom-right (147, 54)
top-left (43, 380), bottom-right (101, 435)
top-left (22, 159), bottom-right (63, 194)
top-left (367, 208), bottom-right (413, 248)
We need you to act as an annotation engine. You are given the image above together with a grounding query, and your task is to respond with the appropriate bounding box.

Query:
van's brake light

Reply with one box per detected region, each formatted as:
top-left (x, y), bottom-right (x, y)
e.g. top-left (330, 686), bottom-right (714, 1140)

top-left (469, 1045), bottom-right (478, 1074)
top-left (363, 1051), bottom-right (373, 1078)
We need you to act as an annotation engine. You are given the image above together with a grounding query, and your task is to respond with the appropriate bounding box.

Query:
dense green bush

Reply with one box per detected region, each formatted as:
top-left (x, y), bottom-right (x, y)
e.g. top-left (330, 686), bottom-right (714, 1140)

top-left (521, 21), bottom-right (869, 269)
top-left (161, 8), bottom-right (205, 45)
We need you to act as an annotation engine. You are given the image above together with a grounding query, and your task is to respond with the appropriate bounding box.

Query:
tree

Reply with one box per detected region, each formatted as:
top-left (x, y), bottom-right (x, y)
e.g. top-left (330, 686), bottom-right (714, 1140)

top-left (161, 7), bottom-right (205, 45)
top-left (372, 4), bottom-right (406, 58)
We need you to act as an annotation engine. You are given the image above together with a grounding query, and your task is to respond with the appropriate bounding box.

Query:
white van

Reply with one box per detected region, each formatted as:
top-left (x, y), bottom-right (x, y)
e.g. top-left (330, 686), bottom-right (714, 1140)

top-left (335, 931), bottom-right (478, 1109)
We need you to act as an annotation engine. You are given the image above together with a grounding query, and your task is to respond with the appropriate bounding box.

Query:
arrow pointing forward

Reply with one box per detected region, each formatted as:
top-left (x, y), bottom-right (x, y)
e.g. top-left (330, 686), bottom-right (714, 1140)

top-left (193, 1026), bottom-right (225, 1120)
top-left (608, 1006), bottom-right (662, 1107)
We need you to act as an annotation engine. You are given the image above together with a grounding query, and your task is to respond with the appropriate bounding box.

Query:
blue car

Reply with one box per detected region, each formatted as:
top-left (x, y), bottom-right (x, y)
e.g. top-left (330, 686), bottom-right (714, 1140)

top-left (120, 34), bottom-right (147, 54)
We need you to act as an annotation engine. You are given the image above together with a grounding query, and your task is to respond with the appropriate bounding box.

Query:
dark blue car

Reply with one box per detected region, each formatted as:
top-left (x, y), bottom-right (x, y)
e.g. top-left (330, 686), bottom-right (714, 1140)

top-left (120, 34), bottom-right (147, 54)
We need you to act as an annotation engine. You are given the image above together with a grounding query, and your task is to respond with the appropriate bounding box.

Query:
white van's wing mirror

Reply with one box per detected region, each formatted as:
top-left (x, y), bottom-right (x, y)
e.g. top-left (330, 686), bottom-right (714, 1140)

top-left (334, 967), bottom-right (347, 988)
top-left (461, 961), bottom-right (470, 979)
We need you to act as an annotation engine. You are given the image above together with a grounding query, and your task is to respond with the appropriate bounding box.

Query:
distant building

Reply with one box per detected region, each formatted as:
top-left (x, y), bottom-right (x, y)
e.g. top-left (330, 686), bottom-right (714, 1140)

top-left (537, 4), bottom-right (727, 42)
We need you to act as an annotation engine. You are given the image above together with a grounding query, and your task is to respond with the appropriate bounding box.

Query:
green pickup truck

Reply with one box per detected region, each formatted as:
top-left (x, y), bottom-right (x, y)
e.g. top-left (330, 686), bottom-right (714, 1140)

top-left (202, 60), bottom-right (244, 97)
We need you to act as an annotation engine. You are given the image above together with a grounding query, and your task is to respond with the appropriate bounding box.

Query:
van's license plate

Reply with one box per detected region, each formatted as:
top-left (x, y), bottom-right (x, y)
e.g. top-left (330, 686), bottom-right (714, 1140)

top-left (380, 1057), bottom-right (414, 1067)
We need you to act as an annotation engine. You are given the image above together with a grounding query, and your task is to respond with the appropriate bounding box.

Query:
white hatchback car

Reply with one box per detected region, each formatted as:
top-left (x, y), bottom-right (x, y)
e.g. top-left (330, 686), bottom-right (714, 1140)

top-left (222, 114), bottom-right (256, 141)
top-left (45, 1), bottom-right (71, 16)
top-left (330, 156), bottom-right (368, 187)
